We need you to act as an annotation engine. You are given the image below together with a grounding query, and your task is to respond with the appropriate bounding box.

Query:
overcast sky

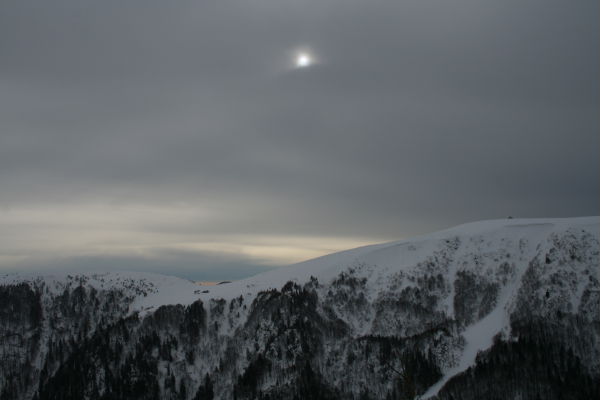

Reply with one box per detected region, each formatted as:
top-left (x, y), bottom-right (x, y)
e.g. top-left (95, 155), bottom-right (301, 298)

top-left (1, 0), bottom-right (598, 280)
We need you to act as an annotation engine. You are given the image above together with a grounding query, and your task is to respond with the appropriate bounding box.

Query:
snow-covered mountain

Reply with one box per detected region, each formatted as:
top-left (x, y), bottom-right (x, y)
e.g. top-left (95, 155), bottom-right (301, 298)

top-left (1, 217), bottom-right (598, 400)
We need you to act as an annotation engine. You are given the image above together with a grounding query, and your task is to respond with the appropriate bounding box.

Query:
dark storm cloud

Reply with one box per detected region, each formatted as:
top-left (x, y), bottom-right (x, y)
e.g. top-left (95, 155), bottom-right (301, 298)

top-left (0, 0), bottom-right (598, 277)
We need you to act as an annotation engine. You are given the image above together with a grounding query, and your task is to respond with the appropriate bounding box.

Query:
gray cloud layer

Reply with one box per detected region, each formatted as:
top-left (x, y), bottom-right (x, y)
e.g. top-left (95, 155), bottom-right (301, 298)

top-left (1, 0), bottom-right (598, 279)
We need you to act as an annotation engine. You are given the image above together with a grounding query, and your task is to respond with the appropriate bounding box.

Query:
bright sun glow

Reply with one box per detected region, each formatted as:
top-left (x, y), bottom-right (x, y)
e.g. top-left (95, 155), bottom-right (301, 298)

top-left (295, 53), bottom-right (312, 68)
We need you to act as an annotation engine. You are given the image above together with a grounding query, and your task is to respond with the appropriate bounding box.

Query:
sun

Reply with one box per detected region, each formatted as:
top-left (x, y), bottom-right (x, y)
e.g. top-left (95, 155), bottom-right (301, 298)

top-left (295, 52), bottom-right (312, 68)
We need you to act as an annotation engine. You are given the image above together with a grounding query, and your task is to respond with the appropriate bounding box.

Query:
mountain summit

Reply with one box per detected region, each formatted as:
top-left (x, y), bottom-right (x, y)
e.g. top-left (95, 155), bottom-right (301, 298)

top-left (1, 217), bottom-right (598, 399)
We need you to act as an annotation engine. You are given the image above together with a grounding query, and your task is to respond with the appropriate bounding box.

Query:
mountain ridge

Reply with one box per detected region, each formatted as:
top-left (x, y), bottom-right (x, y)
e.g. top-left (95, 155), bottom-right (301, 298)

top-left (1, 216), bottom-right (598, 399)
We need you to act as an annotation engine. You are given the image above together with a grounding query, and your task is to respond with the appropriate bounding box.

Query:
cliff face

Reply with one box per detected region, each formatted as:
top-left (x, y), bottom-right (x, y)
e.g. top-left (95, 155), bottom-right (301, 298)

top-left (1, 218), bottom-right (598, 400)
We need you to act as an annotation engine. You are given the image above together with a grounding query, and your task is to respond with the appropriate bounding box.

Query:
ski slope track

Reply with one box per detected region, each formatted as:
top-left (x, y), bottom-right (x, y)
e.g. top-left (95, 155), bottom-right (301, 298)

top-left (1, 217), bottom-right (598, 400)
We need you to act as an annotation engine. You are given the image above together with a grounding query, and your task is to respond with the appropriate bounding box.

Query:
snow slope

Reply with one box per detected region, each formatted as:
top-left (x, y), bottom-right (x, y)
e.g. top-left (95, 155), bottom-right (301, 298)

top-left (197, 216), bottom-right (598, 300)
top-left (5, 216), bottom-right (593, 310)
top-left (0, 270), bottom-right (202, 317)
top-left (1, 216), bottom-right (598, 400)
